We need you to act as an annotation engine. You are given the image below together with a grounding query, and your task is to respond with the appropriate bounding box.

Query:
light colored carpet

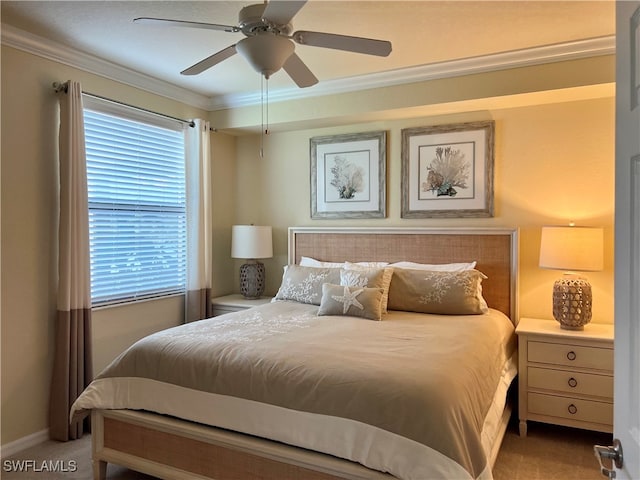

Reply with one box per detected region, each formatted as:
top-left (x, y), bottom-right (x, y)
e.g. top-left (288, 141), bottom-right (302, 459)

top-left (1, 435), bottom-right (154, 480)
top-left (2, 419), bottom-right (610, 479)
top-left (493, 419), bottom-right (612, 480)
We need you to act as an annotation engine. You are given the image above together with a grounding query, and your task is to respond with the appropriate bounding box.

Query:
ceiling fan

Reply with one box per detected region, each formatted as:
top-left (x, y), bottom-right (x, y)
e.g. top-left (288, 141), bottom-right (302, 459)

top-left (134, 0), bottom-right (392, 88)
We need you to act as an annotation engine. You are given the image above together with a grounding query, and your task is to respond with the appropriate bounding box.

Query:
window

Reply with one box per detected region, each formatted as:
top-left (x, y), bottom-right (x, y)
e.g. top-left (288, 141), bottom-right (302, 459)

top-left (83, 98), bottom-right (187, 306)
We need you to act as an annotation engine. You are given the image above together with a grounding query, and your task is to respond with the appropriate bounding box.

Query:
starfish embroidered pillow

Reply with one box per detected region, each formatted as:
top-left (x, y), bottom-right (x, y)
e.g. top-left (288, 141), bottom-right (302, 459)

top-left (317, 283), bottom-right (384, 321)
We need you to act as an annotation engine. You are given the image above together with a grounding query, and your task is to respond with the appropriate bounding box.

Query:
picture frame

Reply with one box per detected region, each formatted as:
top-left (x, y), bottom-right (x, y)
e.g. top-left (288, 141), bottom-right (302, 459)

top-left (401, 121), bottom-right (495, 218)
top-left (311, 130), bottom-right (386, 219)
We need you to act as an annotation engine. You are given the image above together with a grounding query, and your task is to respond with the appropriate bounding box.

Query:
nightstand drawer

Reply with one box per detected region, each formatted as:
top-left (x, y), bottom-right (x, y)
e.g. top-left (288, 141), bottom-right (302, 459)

top-left (528, 341), bottom-right (613, 371)
top-left (528, 367), bottom-right (613, 399)
top-left (528, 392), bottom-right (613, 426)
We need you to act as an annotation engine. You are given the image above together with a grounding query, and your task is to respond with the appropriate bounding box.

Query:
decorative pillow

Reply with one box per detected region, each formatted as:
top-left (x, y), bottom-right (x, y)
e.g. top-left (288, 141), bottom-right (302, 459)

top-left (387, 269), bottom-right (489, 315)
top-left (317, 283), bottom-right (384, 321)
top-left (341, 263), bottom-right (394, 313)
top-left (274, 265), bottom-right (341, 305)
top-left (388, 261), bottom-right (476, 272)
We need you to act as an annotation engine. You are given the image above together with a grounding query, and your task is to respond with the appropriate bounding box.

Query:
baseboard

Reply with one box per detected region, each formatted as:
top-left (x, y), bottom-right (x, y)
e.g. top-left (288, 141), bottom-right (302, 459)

top-left (0, 429), bottom-right (50, 459)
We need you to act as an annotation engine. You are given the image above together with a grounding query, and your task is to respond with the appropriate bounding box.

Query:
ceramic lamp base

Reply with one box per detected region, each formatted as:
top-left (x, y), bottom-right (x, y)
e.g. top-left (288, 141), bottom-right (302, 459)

top-left (239, 261), bottom-right (265, 299)
top-left (552, 274), bottom-right (592, 330)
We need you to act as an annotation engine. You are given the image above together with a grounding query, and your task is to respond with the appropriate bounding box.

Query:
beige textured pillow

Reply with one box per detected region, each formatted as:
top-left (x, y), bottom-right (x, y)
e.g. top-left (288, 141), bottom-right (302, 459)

top-left (341, 263), bottom-right (394, 313)
top-left (274, 265), bottom-right (341, 305)
top-left (387, 269), bottom-right (489, 315)
top-left (317, 283), bottom-right (384, 321)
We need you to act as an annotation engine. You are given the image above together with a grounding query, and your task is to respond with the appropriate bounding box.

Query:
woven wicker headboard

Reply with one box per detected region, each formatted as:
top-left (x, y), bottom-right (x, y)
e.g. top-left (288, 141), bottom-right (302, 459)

top-left (288, 227), bottom-right (518, 321)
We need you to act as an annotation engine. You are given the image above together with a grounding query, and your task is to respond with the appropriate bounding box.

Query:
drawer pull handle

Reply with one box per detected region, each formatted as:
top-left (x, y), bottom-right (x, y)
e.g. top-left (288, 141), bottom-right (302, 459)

top-left (568, 404), bottom-right (578, 415)
top-left (568, 377), bottom-right (578, 388)
top-left (567, 351), bottom-right (577, 361)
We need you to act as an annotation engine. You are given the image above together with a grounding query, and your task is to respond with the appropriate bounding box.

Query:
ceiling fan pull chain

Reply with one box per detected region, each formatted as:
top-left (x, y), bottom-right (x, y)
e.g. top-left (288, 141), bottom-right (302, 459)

top-left (260, 75), bottom-right (269, 158)
top-left (265, 77), bottom-right (269, 136)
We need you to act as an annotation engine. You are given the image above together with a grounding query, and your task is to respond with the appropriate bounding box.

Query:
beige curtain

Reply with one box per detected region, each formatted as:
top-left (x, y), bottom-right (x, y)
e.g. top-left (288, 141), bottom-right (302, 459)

top-left (185, 119), bottom-right (213, 322)
top-left (49, 81), bottom-right (93, 441)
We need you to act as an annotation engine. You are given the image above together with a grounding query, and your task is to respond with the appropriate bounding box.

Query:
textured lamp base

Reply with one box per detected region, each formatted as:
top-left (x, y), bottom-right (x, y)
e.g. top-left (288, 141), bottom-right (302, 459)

top-left (552, 274), bottom-right (592, 330)
top-left (239, 261), bottom-right (265, 299)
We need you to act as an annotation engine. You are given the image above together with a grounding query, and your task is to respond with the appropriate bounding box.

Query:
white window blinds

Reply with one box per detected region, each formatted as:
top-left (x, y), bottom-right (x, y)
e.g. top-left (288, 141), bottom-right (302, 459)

top-left (83, 101), bottom-right (187, 306)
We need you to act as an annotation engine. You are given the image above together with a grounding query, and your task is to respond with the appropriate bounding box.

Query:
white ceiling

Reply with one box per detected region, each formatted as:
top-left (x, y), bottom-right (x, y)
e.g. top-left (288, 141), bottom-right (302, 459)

top-left (1, 1), bottom-right (615, 108)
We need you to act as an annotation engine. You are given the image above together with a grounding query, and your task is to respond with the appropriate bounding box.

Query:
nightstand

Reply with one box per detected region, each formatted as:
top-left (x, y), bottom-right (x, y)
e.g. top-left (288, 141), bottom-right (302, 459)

top-left (516, 317), bottom-right (614, 437)
top-left (211, 294), bottom-right (273, 316)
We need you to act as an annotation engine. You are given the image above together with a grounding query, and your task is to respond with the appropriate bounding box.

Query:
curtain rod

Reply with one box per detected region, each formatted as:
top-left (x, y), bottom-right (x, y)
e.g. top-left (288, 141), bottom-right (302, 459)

top-left (52, 81), bottom-right (217, 132)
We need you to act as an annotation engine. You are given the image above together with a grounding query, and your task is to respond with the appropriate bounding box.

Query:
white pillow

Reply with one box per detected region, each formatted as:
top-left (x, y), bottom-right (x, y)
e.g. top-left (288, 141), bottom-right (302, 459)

top-left (388, 261), bottom-right (476, 272)
top-left (342, 260), bottom-right (390, 268)
top-left (300, 256), bottom-right (389, 268)
top-left (300, 256), bottom-right (344, 268)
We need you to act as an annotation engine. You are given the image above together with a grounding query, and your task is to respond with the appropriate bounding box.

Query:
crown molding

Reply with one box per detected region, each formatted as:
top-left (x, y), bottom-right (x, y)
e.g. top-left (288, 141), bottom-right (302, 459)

top-left (1, 23), bottom-right (212, 110)
top-left (2, 23), bottom-right (614, 112)
top-left (212, 35), bottom-right (615, 109)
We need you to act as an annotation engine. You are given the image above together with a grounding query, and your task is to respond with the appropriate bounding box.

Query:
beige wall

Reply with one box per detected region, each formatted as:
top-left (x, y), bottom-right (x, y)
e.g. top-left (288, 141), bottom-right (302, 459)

top-left (1, 41), bottom-right (615, 448)
top-left (234, 97), bottom-right (615, 325)
top-left (0, 46), bottom-right (234, 445)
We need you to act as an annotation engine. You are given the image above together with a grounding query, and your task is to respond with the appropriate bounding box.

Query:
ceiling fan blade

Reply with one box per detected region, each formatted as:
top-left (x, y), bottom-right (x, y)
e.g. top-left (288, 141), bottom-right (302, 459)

top-left (181, 45), bottom-right (237, 75)
top-left (134, 17), bottom-right (238, 33)
top-left (262, 1), bottom-right (307, 26)
top-left (283, 53), bottom-right (318, 88)
top-left (293, 31), bottom-right (392, 57)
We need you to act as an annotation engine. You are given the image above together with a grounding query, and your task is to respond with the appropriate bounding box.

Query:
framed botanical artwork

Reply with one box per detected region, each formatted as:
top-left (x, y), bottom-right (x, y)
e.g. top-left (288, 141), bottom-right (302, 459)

top-left (401, 121), bottom-right (495, 218)
top-left (310, 130), bottom-right (386, 219)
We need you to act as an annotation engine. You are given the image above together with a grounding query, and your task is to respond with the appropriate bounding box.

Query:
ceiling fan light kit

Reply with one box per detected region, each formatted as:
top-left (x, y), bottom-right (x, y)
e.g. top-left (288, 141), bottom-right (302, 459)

top-left (134, 0), bottom-right (392, 88)
top-left (236, 33), bottom-right (295, 79)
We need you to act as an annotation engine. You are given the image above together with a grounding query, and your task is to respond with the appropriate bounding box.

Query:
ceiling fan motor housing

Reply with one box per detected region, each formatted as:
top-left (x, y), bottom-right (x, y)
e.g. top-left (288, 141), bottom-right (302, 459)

top-left (239, 3), bottom-right (292, 36)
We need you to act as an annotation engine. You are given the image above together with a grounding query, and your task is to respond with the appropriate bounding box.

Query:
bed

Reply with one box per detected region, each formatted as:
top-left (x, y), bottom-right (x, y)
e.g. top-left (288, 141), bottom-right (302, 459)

top-left (72, 227), bottom-right (519, 480)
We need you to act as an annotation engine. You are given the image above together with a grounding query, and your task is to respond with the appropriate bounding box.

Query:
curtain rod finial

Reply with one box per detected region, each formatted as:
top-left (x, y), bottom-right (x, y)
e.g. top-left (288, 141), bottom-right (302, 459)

top-left (52, 81), bottom-right (68, 93)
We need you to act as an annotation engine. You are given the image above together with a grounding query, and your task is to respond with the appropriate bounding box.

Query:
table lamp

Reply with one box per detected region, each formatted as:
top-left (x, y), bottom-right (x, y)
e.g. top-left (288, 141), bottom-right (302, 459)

top-left (231, 225), bottom-right (273, 299)
top-left (539, 225), bottom-right (603, 330)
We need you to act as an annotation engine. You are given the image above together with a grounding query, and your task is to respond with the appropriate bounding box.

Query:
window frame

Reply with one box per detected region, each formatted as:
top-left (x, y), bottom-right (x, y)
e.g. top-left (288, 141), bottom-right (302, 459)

top-left (83, 96), bottom-right (188, 307)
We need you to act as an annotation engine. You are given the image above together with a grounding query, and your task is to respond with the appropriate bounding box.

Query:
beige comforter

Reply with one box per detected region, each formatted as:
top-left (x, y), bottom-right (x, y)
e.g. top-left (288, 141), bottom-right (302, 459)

top-left (72, 301), bottom-right (516, 480)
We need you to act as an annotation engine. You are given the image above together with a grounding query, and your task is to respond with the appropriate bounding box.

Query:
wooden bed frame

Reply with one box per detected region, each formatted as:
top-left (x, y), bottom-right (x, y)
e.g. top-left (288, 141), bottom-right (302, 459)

top-left (91, 227), bottom-right (519, 480)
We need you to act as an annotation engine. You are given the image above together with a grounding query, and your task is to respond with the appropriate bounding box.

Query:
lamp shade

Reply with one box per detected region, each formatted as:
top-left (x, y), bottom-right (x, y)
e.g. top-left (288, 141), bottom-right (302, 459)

top-left (539, 226), bottom-right (603, 272)
top-left (231, 225), bottom-right (273, 260)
